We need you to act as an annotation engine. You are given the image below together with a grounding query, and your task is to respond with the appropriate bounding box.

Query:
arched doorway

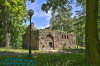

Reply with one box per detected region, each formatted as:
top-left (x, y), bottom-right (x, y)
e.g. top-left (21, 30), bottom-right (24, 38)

top-left (49, 42), bottom-right (53, 47)
top-left (46, 34), bottom-right (54, 49)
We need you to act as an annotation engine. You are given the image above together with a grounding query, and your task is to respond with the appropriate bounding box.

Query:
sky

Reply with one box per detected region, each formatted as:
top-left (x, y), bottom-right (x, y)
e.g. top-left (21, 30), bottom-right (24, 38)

top-left (25, 0), bottom-right (81, 29)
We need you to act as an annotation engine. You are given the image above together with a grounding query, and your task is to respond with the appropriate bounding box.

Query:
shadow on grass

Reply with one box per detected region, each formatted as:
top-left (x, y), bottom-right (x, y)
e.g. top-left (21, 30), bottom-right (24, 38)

top-left (0, 51), bottom-right (89, 66)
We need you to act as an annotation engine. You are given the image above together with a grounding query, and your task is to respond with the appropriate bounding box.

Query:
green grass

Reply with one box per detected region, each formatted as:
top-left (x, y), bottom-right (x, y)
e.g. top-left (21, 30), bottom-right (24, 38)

top-left (0, 48), bottom-right (89, 66)
top-left (76, 46), bottom-right (85, 49)
top-left (0, 48), bottom-right (47, 53)
top-left (34, 53), bottom-right (87, 66)
top-left (0, 52), bottom-right (89, 66)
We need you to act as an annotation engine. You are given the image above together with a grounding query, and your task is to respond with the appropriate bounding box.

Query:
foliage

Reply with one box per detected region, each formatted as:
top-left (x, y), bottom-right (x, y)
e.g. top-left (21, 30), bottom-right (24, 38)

top-left (0, 0), bottom-right (28, 48)
top-left (28, 0), bottom-right (35, 3)
top-left (0, 16), bottom-right (3, 41)
top-left (42, 0), bottom-right (85, 47)
top-left (42, 0), bottom-right (66, 13)
top-left (42, 0), bottom-right (100, 65)
top-left (98, 0), bottom-right (100, 39)
top-left (73, 16), bottom-right (85, 46)
top-left (51, 5), bottom-right (73, 33)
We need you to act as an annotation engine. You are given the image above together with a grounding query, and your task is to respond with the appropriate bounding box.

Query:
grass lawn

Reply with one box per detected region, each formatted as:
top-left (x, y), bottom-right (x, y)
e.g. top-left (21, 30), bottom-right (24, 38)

top-left (0, 48), bottom-right (89, 66)
top-left (0, 48), bottom-right (47, 53)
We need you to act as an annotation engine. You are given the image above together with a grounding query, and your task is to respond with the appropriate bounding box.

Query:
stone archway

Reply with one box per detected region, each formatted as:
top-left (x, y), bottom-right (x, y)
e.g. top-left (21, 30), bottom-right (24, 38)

top-left (46, 34), bottom-right (54, 49)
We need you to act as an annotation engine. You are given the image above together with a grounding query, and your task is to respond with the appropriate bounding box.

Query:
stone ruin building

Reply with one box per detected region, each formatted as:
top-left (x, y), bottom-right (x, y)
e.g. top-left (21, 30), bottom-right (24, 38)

top-left (22, 23), bottom-right (76, 50)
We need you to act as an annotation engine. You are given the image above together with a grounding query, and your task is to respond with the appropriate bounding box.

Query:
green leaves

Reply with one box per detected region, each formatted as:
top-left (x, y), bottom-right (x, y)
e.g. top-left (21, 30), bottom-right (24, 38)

top-left (41, 0), bottom-right (68, 13)
top-left (31, 0), bottom-right (35, 3)
top-left (0, 0), bottom-right (28, 48)
top-left (3, 1), bottom-right (11, 8)
top-left (76, 0), bottom-right (86, 7)
top-left (46, 0), bottom-right (85, 46)
top-left (28, 0), bottom-right (35, 3)
top-left (41, 3), bottom-right (51, 13)
top-left (50, 5), bottom-right (73, 33)
top-left (9, 0), bottom-right (17, 5)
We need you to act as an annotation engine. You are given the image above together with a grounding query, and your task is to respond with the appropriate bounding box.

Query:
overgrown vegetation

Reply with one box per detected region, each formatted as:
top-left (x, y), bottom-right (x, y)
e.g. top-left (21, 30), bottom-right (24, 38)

top-left (0, 53), bottom-right (87, 66)
top-left (41, 0), bottom-right (85, 47)
top-left (0, 0), bottom-right (27, 48)
top-left (0, 0), bottom-right (100, 65)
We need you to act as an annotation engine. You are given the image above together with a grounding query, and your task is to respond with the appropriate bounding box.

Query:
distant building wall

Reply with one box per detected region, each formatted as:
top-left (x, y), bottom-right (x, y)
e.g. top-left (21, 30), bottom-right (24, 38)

top-left (22, 24), bottom-right (39, 50)
top-left (38, 29), bottom-right (76, 50)
top-left (22, 25), bottom-right (76, 50)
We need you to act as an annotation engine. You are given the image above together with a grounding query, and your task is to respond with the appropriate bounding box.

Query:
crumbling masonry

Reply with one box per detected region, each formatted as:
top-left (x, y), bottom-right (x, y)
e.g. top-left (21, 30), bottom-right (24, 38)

top-left (22, 24), bottom-right (76, 50)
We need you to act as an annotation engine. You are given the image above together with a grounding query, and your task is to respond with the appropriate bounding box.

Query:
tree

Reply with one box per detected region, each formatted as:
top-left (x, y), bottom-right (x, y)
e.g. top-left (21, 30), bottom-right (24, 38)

top-left (42, 0), bottom-right (100, 65)
top-left (98, 0), bottom-right (100, 39)
top-left (0, 0), bottom-right (27, 48)
top-left (86, 0), bottom-right (100, 65)
top-left (77, 0), bottom-right (100, 64)
top-left (51, 5), bottom-right (73, 32)
top-left (41, 0), bottom-right (70, 13)
top-left (28, 0), bottom-right (35, 3)
top-left (73, 16), bottom-right (85, 47)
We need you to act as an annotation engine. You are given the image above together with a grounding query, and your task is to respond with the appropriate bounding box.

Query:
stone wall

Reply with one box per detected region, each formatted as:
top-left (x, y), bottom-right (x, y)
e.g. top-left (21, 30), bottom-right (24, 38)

top-left (22, 25), bottom-right (76, 50)
top-left (38, 29), bottom-right (76, 50)
top-left (22, 24), bottom-right (39, 50)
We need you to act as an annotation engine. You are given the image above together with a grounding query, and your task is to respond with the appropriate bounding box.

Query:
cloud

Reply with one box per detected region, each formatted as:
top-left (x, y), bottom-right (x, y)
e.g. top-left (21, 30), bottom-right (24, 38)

top-left (26, 0), bottom-right (51, 29)
top-left (39, 10), bottom-right (52, 21)
top-left (26, 1), bottom-right (40, 10)
top-left (26, 1), bottom-right (51, 21)
top-left (38, 26), bottom-right (45, 29)
top-left (46, 11), bottom-right (52, 21)
top-left (38, 24), bottom-right (49, 29)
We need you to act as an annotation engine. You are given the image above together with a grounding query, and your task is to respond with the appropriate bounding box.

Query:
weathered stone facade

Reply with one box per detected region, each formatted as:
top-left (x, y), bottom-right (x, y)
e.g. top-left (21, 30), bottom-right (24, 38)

top-left (22, 24), bottom-right (76, 50)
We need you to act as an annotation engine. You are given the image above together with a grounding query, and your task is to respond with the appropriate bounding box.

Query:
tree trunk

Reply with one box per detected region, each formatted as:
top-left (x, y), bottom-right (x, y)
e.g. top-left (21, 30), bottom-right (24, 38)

top-left (86, 0), bottom-right (100, 65)
top-left (2, 9), bottom-right (9, 48)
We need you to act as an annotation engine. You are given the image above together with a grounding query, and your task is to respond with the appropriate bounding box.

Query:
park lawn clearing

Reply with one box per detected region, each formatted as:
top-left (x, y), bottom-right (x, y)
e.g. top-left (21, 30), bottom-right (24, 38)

top-left (0, 48), bottom-right (47, 53)
top-left (0, 52), bottom-right (88, 66)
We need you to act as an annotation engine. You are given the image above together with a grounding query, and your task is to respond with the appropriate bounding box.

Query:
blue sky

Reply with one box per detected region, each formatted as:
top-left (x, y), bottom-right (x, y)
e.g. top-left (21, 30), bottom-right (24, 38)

top-left (26, 0), bottom-right (81, 29)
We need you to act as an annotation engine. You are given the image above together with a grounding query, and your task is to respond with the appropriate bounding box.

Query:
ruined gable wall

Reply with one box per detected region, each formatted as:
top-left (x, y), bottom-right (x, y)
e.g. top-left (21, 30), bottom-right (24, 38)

top-left (22, 25), bottom-right (39, 50)
top-left (23, 26), bottom-right (76, 50)
top-left (67, 34), bottom-right (76, 48)
top-left (53, 31), bottom-right (68, 49)
top-left (31, 30), bottom-right (39, 50)
top-left (38, 29), bottom-right (76, 50)
top-left (38, 29), bottom-right (72, 50)
top-left (38, 29), bottom-right (53, 50)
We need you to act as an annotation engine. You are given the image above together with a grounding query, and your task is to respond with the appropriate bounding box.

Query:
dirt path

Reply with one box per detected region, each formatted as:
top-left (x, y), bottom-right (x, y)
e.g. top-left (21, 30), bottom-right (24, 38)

top-left (0, 51), bottom-right (43, 56)
top-left (0, 49), bottom-right (85, 56)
